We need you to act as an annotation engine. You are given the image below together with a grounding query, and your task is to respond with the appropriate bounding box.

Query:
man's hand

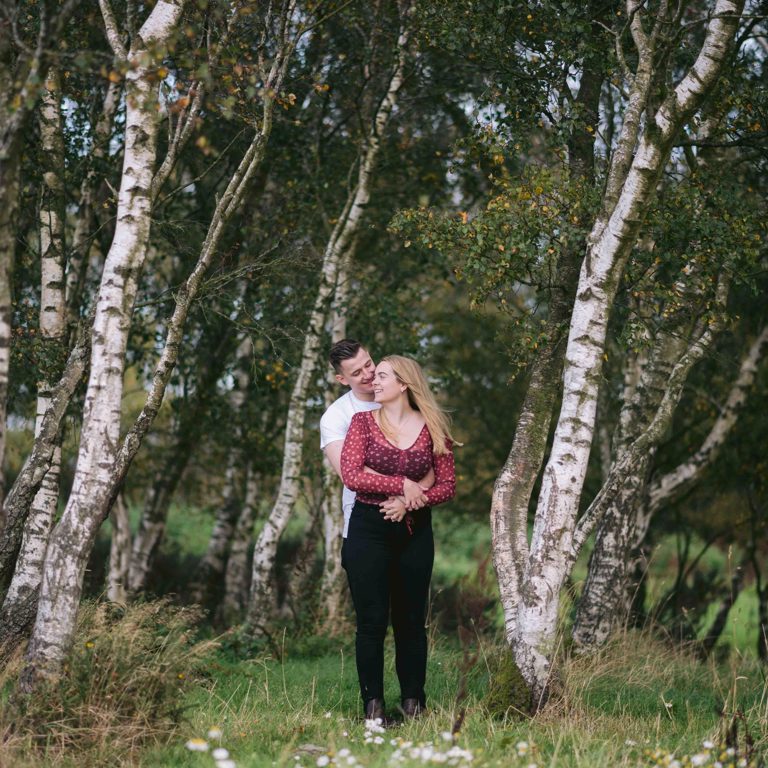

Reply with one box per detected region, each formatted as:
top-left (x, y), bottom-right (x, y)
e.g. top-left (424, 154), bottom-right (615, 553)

top-left (381, 496), bottom-right (407, 523)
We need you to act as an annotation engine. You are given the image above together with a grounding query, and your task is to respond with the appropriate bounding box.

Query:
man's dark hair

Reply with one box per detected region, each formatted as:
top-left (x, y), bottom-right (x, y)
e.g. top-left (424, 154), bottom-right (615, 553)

top-left (330, 338), bottom-right (364, 373)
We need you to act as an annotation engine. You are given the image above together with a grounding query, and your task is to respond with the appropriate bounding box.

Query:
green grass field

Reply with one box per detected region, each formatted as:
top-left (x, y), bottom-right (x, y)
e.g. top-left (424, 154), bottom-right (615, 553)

top-left (2, 507), bottom-right (766, 767)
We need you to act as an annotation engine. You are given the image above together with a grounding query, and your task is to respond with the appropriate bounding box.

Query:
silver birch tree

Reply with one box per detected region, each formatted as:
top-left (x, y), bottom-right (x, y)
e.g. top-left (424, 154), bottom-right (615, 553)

top-left (21, 0), bottom-right (189, 686)
top-left (492, 0), bottom-right (745, 702)
top-left (246, 5), bottom-right (412, 631)
top-left (0, 0), bottom-right (81, 512)
top-left (0, 71), bottom-right (67, 641)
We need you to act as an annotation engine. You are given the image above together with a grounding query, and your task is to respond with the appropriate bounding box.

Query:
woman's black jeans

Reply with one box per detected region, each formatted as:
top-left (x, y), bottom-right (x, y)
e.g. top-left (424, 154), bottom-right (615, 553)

top-left (342, 501), bottom-right (434, 710)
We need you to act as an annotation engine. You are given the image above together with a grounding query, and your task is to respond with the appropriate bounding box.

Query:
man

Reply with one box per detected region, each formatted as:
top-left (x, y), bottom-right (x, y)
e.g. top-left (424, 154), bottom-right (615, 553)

top-left (320, 339), bottom-right (431, 537)
top-left (320, 339), bottom-right (382, 538)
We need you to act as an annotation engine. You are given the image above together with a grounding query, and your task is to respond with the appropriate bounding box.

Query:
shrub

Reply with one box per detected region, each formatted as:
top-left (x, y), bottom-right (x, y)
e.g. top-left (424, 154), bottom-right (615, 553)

top-left (1, 599), bottom-right (217, 765)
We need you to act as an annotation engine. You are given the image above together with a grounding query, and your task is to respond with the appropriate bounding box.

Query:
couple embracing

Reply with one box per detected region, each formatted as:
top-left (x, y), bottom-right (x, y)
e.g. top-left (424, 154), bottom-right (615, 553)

top-left (319, 340), bottom-right (458, 724)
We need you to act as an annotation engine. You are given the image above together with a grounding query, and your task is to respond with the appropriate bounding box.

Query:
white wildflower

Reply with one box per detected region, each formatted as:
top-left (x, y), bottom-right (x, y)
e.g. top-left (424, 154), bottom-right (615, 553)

top-left (703, 740), bottom-right (714, 749)
top-left (324, 712), bottom-right (332, 719)
top-left (373, 736), bottom-right (384, 745)
top-left (726, 748), bottom-right (736, 756)
top-left (691, 755), bottom-right (709, 767)
top-left (338, 749), bottom-right (351, 758)
top-left (213, 748), bottom-right (230, 760)
top-left (316, 757), bottom-right (330, 768)
top-left (217, 761), bottom-right (237, 768)
top-left (346, 758), bottom-right (357, 766)
top-left (207, 727), bottom-right (223, 739)
top-left (186, 738), bottom-right (209, 752)
top-left (441, 732), bottom-right (454, 742)
top-left (625, 740), bottom-right (637, 746)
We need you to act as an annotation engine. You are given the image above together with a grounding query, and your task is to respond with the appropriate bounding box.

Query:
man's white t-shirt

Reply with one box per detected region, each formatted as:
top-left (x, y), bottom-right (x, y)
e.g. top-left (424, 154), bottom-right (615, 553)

top-left (320, 390), bottom-right (380, 537)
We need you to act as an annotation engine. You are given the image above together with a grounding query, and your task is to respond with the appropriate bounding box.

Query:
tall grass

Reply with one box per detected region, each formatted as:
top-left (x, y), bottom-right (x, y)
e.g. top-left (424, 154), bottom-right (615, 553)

top-left (0, 599), bottom-right (217, 767)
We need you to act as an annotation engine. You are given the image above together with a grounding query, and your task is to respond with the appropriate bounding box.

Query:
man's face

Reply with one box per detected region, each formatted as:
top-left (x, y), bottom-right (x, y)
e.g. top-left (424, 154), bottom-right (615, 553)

top-left (336, 347), bottom-right (376, 398)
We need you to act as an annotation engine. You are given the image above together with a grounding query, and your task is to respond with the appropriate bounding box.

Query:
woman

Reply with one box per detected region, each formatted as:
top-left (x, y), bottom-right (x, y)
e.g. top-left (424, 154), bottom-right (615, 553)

top-left (340, 355), bottom-right (457, 722)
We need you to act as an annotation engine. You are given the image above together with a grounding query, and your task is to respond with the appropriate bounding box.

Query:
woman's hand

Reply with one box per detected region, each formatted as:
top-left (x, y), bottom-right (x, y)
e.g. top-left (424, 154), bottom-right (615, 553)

top-left (380, 496), bottom-right (407, 523)
top-left (402, 478), bottom-right (428, 510)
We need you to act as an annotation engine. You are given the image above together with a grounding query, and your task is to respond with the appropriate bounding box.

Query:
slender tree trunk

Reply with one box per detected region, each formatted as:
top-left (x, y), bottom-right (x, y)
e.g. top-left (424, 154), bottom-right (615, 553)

top-left (21, 1), bottom-right (188, 688)
top-left (189, 336), bottom-right (252, 606)
top-left (318, 252), bottom-right (352, 632)
top-left (219, 465), bottom-right (259, 625)
top-left (697, 558), bottom-right (746, 659)
top-left (106, 493), bottom-right (131, 603)
top-left (0, 0), bottom-right (81, 513)
top-left (574, 323), bottom-right (768, 648)
top-left (490, 3), bottom-right (605, 678)
top-left (246, 8), bottom-right (411, 633)
top-left (504, 0), bottom-right (744, 701)
top-left (0, 72), bottom-right (67, 636)
top-left (65, 78), bottom-right (121, 333)
top-left (189, 456), bottom-right (241, 606)
top-left (0, 149), bottom-right (17, 518)
top-left (127, 323), bottom-right (236, 595)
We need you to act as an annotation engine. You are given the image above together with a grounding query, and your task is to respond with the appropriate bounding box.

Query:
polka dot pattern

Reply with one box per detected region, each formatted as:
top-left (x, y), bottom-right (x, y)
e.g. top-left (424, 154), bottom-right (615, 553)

top-left (341, 411), bottom-right (456, 508)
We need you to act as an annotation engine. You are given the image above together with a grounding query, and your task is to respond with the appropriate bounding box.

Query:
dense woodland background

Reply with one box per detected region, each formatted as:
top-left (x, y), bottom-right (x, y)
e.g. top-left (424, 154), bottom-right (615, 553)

top-left (0, 0), bottom-right (767, 765)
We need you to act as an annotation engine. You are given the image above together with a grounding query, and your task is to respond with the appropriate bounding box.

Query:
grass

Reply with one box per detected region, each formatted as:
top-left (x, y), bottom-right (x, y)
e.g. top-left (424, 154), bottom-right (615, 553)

top-left (4, 510), bottom-right (765, 767)
top-left (137, 630), bottom-right (766, 768)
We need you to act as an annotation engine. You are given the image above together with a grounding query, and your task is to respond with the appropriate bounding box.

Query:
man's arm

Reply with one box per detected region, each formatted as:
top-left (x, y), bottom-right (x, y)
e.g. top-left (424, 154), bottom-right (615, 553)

top-left (323, 440), bottom-right (344, 479)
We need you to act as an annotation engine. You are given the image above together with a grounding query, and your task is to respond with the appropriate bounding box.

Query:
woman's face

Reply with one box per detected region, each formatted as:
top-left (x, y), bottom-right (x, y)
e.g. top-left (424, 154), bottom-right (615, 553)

top-left (373, 361), bottom-right (405, 404)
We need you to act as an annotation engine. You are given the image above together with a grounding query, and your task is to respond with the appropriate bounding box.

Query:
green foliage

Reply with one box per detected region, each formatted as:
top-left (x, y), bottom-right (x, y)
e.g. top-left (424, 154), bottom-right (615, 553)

top-left (1, 600), bottom-right (217, 763)
top-left (391, 164), bottom-right (597, 375)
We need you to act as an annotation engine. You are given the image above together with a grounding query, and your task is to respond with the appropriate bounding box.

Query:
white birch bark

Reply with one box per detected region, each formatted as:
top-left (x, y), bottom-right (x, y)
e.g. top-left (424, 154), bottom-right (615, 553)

top-left (1, 72), bottom-right (67, 623)
top-left (0, 1), bottom-right (81, 512)
top-left (246, 14), bottom-right (411, 632)
top-left (648, 324), bottom-right (768, 512)
top-left (573, 318), bottom-right (768, 648)
top-left (505, 0), bottom-right (744, 700)
top-left (65, 78), bottom-right (121, 331)
top-left (489, 27), bottom-right (605, 654)
top-left (21, 0), bottom-right (188, 687)
top-left (318, 252), bottom-right (352, 631)
top-left (106, 493), bottom-right (131, 603)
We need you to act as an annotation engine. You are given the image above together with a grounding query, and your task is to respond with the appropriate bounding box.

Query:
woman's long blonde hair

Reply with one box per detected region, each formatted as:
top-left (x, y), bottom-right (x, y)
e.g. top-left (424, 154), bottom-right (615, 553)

top-left (377, 355), bottom-right (459, 455)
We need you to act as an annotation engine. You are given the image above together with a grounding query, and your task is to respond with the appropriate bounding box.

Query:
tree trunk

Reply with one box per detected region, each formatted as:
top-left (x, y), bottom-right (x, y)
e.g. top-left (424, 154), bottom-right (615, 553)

top-left (318, 252), bottom-right (353, 632)
top-left (246, 11), bottom-right (412, 633)
top-left (21, 1), bottom-right (187, 688)
top-left (106, 494), bottom-right (131, 603)
top-left (574, 323), bottom-right (768, 648)
top-left (189, 456), bottom-right (241, 607)
top-left (65, 78), bottom-right (121, 334)
top-left (127, 322), bottom-right (238, 595)
top-left (0, 72), bottom-right (67, 637)
top-left (0, 0), bottom-right (81, 513)
top-left (0, 150), bottom-right (18, 516)
top-left (189, 336), bottom-right (253, 606)
top-left (697, 558), bottom-right (746, 660)
top-left (219, 465), bottom-right (259, 626)
top-left (504, 0), bottom-right (744, 701)
top-left (490, 3), bottom-right (606, 692)
top-left (0, 324), bottom-right (89, 586)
